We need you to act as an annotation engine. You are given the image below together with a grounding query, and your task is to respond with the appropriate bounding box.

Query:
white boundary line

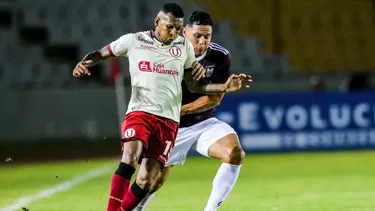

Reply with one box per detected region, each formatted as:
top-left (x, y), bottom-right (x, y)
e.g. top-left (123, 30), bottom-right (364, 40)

top-left (1, 166), bottom-right (112, 211)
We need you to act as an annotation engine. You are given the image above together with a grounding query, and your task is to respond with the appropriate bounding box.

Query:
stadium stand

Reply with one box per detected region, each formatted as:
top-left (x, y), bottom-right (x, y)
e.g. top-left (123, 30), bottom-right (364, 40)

top-left (2, 0), bottom-right (374, 90)
top-left (0, 0), bottom-right (289, 90)
top-left (194, 0), bottom-right (375, 71)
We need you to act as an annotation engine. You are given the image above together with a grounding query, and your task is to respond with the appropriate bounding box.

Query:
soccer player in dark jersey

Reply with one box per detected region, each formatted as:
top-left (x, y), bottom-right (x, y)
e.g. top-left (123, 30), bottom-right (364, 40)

top-left (134, 11), bottom-right (251, 211)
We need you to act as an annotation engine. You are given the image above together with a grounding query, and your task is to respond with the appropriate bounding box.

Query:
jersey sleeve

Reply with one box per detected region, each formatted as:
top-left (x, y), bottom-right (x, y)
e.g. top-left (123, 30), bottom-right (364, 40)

top-left (211, 53), bottom-right (232, 83)
top-left (107, 33), bottom-right (136, 57)
top-left (184, 40), bottom-right (196, 69)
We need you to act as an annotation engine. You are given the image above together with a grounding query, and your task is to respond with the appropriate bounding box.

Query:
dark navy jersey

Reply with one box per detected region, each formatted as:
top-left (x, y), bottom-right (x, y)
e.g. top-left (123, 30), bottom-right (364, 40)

top-left (179, 42), bottom-right (231, 128)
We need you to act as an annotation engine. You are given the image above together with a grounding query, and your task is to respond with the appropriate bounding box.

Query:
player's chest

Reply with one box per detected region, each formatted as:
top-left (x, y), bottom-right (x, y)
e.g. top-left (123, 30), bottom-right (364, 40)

top-left (134, 43), bottom-right (185, 64)
top-left (132, 44), bottom-right (186, 79)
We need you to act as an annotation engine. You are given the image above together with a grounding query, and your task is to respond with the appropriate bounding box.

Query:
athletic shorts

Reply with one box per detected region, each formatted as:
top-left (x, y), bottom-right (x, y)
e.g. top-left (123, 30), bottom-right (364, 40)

top-left (121, 111), bottom-right (178, 166)
top-left (165, 117), bottom-right (236, 166)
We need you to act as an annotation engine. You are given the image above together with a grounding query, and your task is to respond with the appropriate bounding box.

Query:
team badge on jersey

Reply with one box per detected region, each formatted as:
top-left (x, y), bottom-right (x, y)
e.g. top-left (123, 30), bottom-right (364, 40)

top-left (169, 46), bottom-right (181, 58)
top-left (205, 65), bottom-right (215, 77)
top-left (124, 128), bottom-right (135, 138)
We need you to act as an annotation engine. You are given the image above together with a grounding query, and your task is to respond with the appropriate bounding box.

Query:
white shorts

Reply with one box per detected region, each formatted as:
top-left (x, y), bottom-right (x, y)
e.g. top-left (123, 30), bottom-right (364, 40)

top-left (166, 117), bottom-right (237, 166)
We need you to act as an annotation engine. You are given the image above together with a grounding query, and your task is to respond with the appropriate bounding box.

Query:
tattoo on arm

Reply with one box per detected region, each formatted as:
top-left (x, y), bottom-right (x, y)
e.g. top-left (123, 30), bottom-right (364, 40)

top-left (184, 69), bottom-right (225, 94)
top-left (203, 84), bottom-right (225, 93)
top-left (81, 46), bottom-right (112, 67)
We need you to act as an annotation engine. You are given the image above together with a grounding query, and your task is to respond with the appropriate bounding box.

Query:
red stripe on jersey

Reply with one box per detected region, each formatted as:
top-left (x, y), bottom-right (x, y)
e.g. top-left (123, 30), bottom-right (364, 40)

top-left (107, 44), bottom-right (115, 57)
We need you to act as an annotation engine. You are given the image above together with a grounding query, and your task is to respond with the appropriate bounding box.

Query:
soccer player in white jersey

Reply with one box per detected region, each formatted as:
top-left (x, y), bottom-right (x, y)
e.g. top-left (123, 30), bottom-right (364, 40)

top-left (72, 4), bottom-right (251, 211)
top-left (134, 11), bottom-right (250, 211)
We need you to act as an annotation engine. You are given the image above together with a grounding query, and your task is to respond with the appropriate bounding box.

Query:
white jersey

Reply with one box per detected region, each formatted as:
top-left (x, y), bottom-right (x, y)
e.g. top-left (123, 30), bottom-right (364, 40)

top-left (108, 31), bottom-right (196, 123)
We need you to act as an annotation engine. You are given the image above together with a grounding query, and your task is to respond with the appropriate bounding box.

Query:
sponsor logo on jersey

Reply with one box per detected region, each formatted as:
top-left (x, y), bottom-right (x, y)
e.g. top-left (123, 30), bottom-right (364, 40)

top-left (140, 44), bottom-right (158, 51)
top-left (138, 61), bottom-right (180, 76)
top-left (173, 41), bottom-right (184, 45)
top-left (169, 46), bottom-right (182, 58)
top-left (153, 62), bottom-right (180, 76)
top-left (138, 61), bottom-right (152, 72)
top-left (205, 65), bottom-right (215, 77)
top-left (137, 36), bottom-right (154, 45)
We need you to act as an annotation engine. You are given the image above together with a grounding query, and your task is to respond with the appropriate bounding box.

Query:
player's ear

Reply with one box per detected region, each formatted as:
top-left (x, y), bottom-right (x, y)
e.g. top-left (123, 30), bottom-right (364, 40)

top-left (154, 17), bottom-right (160, 27)
top-left (182, 27), bottom-right (187, 37)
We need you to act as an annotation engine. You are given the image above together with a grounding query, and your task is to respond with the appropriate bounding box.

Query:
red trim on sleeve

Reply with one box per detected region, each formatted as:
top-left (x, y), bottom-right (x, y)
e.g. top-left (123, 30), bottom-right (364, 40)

top-left (107, 44), bottom-right (115, 57)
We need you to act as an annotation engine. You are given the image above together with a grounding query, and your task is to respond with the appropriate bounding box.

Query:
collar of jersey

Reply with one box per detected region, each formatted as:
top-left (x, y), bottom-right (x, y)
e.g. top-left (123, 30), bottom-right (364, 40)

top-left (196, 50), bottom-right (207, 61)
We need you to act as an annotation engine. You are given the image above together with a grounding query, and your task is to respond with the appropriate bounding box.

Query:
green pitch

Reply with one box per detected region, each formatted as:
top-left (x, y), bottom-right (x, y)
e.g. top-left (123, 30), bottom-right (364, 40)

top-left (1, 151), bottom-right (375, 211)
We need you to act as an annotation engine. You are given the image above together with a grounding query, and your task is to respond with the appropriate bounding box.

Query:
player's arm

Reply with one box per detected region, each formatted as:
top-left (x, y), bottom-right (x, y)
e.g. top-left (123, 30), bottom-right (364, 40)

top-left (181, 54), bottom-right (231, 115)
top-left (82, 47), bottom-right (111, 66)
top-left (183, 41), bottom-right (224, 93)
top-left (183, 41), bottom-right (251, 93)
top-left (181, 95), bottom-right (224, 115)
top-left (73, 33), bottom-right (135, 77)
top-left (72, 47), bottom-right (110, 77)
top-left (183, 70), bottom-right (225, 93)
top-left (184, 67), bottom-right (252, 94)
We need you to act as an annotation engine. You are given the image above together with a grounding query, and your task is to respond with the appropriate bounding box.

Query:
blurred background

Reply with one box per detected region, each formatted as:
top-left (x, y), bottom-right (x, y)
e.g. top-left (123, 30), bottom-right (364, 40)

top-left (1, 0), bottom-right (375, 211)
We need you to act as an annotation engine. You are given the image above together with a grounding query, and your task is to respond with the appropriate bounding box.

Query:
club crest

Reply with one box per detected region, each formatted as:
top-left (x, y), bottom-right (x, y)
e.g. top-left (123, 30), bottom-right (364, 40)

top-left (205, 65), bottom-right (215, 77)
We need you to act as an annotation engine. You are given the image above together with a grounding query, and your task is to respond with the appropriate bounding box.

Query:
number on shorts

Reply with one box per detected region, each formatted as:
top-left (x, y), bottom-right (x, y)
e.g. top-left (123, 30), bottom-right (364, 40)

top-left (163, 140), bottom-right (172, 156)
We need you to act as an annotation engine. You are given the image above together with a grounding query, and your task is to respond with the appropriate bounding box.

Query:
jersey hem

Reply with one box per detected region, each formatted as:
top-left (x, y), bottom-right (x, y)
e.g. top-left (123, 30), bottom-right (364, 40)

top-left (126, 109), bottom-right (180, 124)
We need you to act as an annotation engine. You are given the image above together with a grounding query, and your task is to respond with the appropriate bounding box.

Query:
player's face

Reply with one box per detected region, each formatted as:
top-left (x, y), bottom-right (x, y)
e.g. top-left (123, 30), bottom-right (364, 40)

top-left (154, 13), bottom-right (183, 45)
top-left (183, 24), bottom-right (212, 57)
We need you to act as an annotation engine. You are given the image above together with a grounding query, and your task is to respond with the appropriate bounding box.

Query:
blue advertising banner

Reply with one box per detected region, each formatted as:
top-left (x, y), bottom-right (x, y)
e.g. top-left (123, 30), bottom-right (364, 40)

top-left (215, 92), bottom-right (375, 152)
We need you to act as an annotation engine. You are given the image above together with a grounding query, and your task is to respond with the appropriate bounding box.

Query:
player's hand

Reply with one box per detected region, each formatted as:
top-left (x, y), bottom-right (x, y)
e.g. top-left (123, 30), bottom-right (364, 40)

top-left (191, 61), bottom-right (206, 81)
top-left (72, 60), bottom-right (92, 77)
top-left (223, 74), bottom-right (252, 93)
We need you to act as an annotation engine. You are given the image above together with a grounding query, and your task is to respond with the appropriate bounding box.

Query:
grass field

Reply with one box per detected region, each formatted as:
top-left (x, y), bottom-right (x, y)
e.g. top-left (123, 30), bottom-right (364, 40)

top-left (1, 151), bottom-right (375, 211)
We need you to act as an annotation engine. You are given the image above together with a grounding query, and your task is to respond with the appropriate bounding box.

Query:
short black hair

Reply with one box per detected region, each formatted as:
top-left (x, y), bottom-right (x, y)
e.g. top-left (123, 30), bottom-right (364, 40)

top-left (161, 3), bottom-right (184, 18)
top-left (187, 11), bottom-right (213, 26)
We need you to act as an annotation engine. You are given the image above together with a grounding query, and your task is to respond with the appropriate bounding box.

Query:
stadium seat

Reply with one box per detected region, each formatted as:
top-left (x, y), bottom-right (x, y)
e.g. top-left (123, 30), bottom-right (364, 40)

top-left (2, 0), bottom-right (374, 90)
top-left (280, 0), bottom-right (375, 70)
top-left (0, 0), bottom-right (288, 91)
top-left (24, 0), bottom-right (375, 90)
top-left (193, 0), bottom-right (375, 71)
top-left (190, 0), bottom-right (288, 73)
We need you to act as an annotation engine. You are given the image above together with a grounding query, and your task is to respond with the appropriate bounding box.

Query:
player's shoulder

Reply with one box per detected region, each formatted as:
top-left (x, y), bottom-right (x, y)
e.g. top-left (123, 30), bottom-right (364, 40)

top-left (171, 36), bottom-right (192, 54)
top-left (114, 32), bottom-right (138, 44)
top-left (208, 42), bottom-right (230, 57)
top-left (136, 30), bottom-right (152, 37)
top-left (134, 31), bottom-right (154, 42)
top-left (173, 35), bottom-right (189, 46)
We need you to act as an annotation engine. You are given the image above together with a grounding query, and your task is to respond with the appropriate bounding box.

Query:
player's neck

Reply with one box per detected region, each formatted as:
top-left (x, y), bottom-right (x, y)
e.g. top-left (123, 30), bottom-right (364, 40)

top-left (151, 30), bottom-right (165, 45)
top-left (196, 50), bottom-right (208, 61)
